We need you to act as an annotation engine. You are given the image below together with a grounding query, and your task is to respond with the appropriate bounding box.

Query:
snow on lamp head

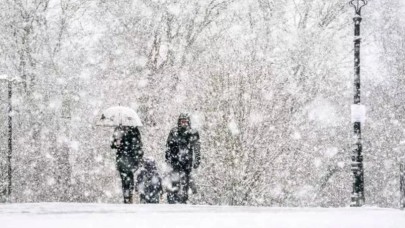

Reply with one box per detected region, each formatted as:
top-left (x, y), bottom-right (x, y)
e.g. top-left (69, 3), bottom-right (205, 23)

top-left (350, 0), bottom-right (368, 16)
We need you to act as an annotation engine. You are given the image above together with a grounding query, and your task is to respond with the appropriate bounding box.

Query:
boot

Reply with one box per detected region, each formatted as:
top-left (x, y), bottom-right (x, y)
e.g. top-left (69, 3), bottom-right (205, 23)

top-left (128, 195), bottom-right (134, 204)
top-left (123, 190), bottom-right (128, 204)
top-left (123, 196), bottom-right (129, 204)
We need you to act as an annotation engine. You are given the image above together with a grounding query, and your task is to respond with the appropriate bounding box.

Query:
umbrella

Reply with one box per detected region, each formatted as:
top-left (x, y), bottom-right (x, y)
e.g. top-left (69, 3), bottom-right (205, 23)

top-left (97, 106), bottom-right (143, 127)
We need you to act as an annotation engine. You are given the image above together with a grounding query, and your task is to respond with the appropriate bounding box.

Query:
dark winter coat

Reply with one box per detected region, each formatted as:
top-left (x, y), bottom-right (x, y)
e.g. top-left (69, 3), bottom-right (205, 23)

top-left (165, 126), bottom-right (201, 172)
top-left (111, 126), bottom-right (143, 172)
top-left (136, 163), bottom-right (162, 204)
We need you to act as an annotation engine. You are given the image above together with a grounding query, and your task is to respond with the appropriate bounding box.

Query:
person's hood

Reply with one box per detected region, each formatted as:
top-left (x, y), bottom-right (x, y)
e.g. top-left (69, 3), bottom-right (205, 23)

top-left (177, 113), bottom-right (191, 130)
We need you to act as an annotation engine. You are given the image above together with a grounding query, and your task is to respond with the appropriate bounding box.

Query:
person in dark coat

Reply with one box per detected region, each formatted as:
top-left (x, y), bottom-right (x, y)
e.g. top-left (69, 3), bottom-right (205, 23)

top-left (111, 125), bottom-right (143, 204)
top-left (136, 157), bottom-right (163, 204)
top-left (165, 113), bottom-right (201, 204)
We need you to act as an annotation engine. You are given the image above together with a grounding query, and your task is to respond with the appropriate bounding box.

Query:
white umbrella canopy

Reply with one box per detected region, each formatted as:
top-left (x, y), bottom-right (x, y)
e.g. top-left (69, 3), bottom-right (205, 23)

top-left (97, 106), bottom-right (143, 127)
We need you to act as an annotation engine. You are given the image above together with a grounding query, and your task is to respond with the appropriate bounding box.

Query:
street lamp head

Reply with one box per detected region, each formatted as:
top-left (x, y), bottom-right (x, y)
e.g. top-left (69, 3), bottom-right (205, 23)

top-left (350, 0), bottom-right (368, 16)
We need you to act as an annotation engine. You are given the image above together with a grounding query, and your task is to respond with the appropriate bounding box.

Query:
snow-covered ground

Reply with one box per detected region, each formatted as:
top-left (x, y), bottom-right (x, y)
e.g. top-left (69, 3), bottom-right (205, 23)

top-left (0, 203), bottom-right (404, 228)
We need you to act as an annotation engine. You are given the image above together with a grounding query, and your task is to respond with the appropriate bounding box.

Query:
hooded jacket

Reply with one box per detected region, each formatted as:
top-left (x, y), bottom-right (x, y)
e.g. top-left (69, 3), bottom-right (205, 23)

top-left (165, 114), bottom-right (201, 171)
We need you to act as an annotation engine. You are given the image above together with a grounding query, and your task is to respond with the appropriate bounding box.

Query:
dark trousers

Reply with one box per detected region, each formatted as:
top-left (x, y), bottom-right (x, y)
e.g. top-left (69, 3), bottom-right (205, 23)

top-left (167, 169), bottom-right (191, 204)
top-left (119, 171), bottom-right (134, 203)
top-left (117, 155), bottom-right (138, 203)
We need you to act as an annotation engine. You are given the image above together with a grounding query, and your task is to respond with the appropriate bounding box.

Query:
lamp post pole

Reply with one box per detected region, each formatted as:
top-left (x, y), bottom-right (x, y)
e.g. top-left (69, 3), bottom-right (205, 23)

top-left (401, 162), bottom-right (405, 209)
top-left (349, 0), bottom-right (367, 207)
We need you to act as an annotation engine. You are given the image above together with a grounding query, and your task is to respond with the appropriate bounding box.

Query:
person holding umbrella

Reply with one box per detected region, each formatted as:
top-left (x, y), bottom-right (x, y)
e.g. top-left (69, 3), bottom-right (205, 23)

top-left (98, 106), bottom-right (144, 204)
top-left (111, 125), bottom-right (143, 204)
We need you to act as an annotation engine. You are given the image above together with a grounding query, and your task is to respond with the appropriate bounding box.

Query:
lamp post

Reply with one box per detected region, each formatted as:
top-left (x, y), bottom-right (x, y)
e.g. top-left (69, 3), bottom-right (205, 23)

top-left (401, 162), bottom-right (405, 209)
top-left (349, 0), bottom-right (367, 207)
